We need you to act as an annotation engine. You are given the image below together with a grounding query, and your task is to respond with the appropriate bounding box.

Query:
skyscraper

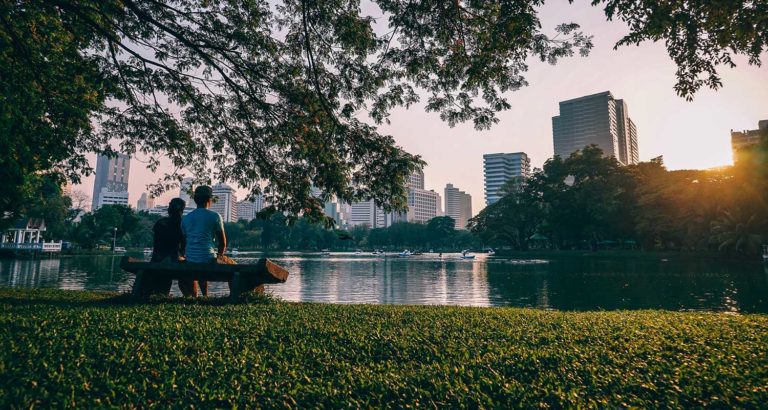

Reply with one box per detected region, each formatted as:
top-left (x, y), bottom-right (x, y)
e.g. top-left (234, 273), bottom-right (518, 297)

top-left (136, 193), bottom-right (154, 211)
top-left (444, 183), bottom-right (472, 230)
top-left (348, 200), bottom-right (389, 228)
top-left (552, 91), bottom-right (639, 165)
top-left (91, 153), bottom-right (131, 210)
top-left (731, 119), bottom-right (768, 163)
top-left (407, 189), bottom-right (441, 223)
top-left (210, 183), bottom-right (238, 223)
top-left (407, 168), bottom-right (425, 190)
top-left (178, 177), bottom-right (194, 204)
top-left (483, 152), bottom-right (530, 206)
top-left (236, 195), bottom-right (266, 221)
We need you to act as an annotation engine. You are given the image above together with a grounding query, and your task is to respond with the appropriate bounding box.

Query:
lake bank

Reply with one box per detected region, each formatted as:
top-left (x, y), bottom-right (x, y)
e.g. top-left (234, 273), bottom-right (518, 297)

top-left (2, 288), bottom-right (766, 407)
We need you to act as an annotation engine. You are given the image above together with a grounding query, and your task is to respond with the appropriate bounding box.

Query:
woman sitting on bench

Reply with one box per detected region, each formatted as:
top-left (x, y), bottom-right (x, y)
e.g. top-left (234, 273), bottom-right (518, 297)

top-left (144, 197), bottom-right (189, 296)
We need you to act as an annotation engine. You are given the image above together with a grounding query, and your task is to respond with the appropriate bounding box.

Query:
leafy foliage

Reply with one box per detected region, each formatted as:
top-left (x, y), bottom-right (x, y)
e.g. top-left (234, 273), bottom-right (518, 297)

top-left (5, 0), bottom-right (765, 224)
top-left (1, 288), bottom-right (767, 407)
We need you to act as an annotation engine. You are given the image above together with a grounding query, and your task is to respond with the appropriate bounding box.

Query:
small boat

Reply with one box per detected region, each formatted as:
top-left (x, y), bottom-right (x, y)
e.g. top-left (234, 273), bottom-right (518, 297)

top-left (231, 248), bottom-right (239, 257)
top-left (321, 250), bottom-right (331, 256)
top-left (487, 249), bottom-right (495, 256)
top-left (354, 249), bottom-right (363, 255)
top-left (143, 247), bottom-right (152, 257)
top-left (398, 250), bottom-right (412, 258)
top-left (762, 245), bottom-right (768, 262)
top-left (460, 250), bottom-right (475, 260)
top-left (114, 246), bottom-right (126, 253)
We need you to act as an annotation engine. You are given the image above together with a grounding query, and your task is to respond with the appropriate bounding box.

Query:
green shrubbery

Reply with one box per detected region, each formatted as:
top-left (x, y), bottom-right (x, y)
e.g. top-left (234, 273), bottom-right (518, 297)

top-left (1, 288), bottom-right (767, 408)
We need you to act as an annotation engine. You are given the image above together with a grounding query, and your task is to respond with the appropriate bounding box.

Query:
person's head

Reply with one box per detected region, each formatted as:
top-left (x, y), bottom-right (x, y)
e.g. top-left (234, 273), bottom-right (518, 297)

top-left (193, 185), bottom-right (214, 208)
top-left (168, 198), bottom-right (186, 218)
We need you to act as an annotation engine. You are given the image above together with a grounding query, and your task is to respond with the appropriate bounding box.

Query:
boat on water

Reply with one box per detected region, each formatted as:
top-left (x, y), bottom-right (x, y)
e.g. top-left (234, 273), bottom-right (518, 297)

top-left (763, 245), bottom-right (768, 262)
top-left (487, 249), bottom-right (495, 256)
top-left (321, 250), bottom-right (331, 256)
top-left (113, 246), bottom-right (126, 253)
top-left (460, 249), bottom-right (475, 260)
top-left (231, 248), bottom-right (239, 257)
top-left (143, 247), bottom-right (152, 257)
top-left (398, 250), bottom-right (412, 258)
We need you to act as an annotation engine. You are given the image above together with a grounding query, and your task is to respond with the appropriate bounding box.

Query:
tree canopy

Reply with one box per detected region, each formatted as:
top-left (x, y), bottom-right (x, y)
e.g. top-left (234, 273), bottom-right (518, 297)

top-left (2, 0), bottom-right (765, 225)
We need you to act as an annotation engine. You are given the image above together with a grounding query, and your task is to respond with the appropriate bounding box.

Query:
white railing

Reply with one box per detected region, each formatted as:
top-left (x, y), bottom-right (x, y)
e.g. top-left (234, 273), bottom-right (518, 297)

top-left (0, 241), bottom-right (62, 252)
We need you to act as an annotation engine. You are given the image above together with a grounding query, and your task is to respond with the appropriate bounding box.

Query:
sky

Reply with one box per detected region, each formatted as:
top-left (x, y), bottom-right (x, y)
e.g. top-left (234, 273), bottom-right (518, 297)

top-left (74, 0), bottom-right (768, 216)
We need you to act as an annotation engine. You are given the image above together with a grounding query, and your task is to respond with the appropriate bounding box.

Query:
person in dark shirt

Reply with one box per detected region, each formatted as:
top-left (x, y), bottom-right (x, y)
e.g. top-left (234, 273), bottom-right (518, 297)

top-left (142, 198), bottom-right (192, 296)
top-left (151, 198), bottom-right (186, 262)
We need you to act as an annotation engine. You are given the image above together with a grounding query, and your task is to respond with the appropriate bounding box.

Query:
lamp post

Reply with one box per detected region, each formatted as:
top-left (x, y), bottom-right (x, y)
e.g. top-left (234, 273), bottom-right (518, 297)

top-left (112, 227), bottom-right (117, 252)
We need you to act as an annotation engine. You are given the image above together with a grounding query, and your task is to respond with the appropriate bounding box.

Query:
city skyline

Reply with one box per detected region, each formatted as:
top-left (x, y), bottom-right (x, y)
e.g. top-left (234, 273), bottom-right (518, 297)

top-left (69, 2), bottom-right (768, 217)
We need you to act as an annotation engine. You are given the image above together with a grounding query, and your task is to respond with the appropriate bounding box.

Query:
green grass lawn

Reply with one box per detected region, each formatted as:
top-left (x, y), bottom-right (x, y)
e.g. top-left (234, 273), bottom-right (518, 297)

top-left (1, 288), bottom-right (767, 408)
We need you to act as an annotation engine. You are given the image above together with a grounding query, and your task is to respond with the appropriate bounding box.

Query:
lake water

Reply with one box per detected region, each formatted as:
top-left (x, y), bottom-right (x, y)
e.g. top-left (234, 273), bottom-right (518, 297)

top-left (1, 252), bottom-right (767, 312)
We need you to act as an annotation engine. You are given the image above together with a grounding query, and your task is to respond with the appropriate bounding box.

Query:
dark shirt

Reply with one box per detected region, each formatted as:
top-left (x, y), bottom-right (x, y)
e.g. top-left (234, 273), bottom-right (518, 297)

top-left (151, 216), bottom-right (184, 262)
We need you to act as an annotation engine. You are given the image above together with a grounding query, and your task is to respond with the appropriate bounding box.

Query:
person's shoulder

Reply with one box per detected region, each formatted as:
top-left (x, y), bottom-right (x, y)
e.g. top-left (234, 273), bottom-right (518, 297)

top-left (154, 216), bottom-right (170, 229)
top-left (203, 209), bottom-right (221, 219)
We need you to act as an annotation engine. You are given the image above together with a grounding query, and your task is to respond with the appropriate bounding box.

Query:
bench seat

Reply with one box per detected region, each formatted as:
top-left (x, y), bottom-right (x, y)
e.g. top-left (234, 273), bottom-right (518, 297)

top-left (119, 256), bottom-right (289, 301)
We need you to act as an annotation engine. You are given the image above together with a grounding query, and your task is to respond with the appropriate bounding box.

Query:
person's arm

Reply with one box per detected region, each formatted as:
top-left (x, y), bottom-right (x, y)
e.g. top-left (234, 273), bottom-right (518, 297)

top-left (215, 214), bottom-right (226, 257)
top-left (216, 229), bottom-right (226, 257)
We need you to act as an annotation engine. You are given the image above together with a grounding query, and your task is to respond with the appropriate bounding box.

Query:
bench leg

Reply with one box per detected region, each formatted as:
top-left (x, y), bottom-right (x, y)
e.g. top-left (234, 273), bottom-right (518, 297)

top-left (230, 271), bottom-right (241, 302)
top-left (131, 270), bottom-right (145, 301)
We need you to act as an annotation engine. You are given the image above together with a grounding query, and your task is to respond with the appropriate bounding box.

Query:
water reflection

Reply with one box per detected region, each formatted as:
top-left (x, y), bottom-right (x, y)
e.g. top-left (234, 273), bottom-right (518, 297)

top-left (1, 254), bottom-right (766, 312)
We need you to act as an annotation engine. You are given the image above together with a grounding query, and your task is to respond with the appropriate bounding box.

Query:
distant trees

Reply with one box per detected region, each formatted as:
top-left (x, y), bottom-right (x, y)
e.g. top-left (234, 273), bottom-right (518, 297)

top-left (469, 141), bottom-right (768, 257)
top-left (70, 205), bottom-right (145, 249)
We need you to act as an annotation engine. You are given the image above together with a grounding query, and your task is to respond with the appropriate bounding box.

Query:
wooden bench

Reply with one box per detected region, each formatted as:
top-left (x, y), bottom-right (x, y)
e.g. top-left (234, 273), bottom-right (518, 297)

top-left (119, 256), bottom-right (289, 302)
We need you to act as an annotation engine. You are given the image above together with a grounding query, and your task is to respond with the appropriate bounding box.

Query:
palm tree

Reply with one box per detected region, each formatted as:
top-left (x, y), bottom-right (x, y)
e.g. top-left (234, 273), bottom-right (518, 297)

top-left (710, 210), bottom-right (766, 255)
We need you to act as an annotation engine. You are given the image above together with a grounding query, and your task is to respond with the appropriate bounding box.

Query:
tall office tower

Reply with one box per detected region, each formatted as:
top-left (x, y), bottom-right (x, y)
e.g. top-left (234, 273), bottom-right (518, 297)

top-left (348, 200), bottom-right (388, 228)
top-left (444, 183), bottom-right (472, 230)
top-left (178, 177), bottom-right (194, 204)
top-left (92, 153), bottom-right (131, 210)
top-left (236, 195), bottom-right (267, 221)
top-left (210, 183), bottom-right (238, 223)
top-left (731, 119), bottom-right (768, 163)
top-left (406, 168), bottom-right (425, 190)
top-left (236, 200), bottom-right (255, 221)
top-left (552, 91), bottom-right (639, 165)
top-left (483, 152), bottom-right (530, 206)
top-left (407, 189), bottom-right (441, 223)
top-left (136, 193), bottom-right (154, 211)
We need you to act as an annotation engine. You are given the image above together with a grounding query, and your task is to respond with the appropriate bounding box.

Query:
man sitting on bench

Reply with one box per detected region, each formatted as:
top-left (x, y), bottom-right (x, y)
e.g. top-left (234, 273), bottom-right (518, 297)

top-left (181, 185), bottom-right (235, 296)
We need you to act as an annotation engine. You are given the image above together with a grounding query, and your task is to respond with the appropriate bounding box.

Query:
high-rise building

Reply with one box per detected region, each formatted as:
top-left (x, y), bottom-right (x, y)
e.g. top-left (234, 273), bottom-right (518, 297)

top-left (731, 120), bottom-right (768, 163)
top-left (348, 200), bottom-right (388, 228)
top-left (91, 153), bottom-right (131, 210)
top-left (210, 183), bottom-right (238, 223)
top-left (399, 169), bottom-right (440, 223)
top-left (407, 189), bottom-right (441, 223)
top-left (236, 195), bottom-right (266, 221)
top-left (552, 91), bottom-right (639, 165)
top-left (444, 183), bottom-right (472, 230)
top-left (136, 193), bottom-right (154, 211)
top-left (407, 168), bottom-right (425, 190)
top-left (483, 152), bottom-right (530, 206)
top-left (178, 177), bottom-right (194, 204)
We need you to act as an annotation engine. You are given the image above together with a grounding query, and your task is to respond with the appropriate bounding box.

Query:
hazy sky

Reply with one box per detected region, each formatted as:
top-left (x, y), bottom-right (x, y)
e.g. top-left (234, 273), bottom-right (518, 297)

top-left (75, 1), bottom-right (768, 215)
